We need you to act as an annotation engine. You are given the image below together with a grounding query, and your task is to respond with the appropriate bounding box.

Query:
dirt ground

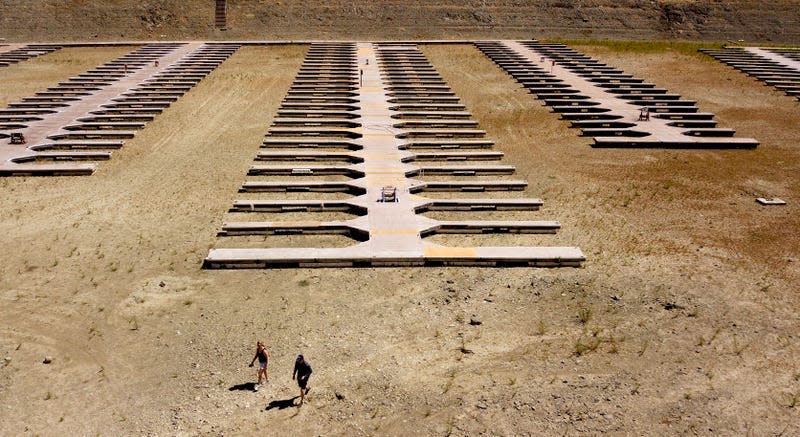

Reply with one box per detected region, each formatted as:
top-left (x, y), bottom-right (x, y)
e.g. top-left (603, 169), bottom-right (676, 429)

top-left (1, 42), bottom-right (799, 435)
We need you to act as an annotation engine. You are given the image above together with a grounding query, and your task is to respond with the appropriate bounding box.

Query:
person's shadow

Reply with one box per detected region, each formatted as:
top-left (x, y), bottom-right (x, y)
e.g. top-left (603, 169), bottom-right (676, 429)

top-left (228, 382), bottom-right (257, 391)
top-left (265, 397), bottom-right (299, 410)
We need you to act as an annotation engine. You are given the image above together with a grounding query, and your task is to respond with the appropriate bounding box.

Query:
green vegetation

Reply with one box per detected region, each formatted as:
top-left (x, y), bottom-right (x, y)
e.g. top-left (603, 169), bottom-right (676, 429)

top-left (544, 38), bottom-right (724, 56)
top-left (574, 336), bottom-right (600, 356)
top-left (577, 306), bottom-right (592, 324)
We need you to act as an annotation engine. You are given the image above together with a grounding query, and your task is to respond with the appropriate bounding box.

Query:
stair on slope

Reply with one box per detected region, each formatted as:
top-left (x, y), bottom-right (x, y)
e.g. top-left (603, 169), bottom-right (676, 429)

top-left (215, 0), bottom-right (227, 30)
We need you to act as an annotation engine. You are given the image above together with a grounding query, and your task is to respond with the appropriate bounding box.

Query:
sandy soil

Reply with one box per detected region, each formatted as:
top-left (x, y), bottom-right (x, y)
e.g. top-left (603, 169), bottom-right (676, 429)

top-left (1, 42), bottom-right (799, 435)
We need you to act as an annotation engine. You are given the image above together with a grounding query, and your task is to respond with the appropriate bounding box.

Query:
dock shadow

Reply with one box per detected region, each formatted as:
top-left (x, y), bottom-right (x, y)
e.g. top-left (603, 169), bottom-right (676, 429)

top-left (228, 382), bottom-right (257, 392)
top-left (265, 396), bottom-right (299, 411)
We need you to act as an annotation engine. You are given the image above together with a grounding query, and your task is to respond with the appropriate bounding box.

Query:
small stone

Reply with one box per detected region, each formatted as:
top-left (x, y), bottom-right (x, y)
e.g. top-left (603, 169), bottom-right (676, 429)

top-left (476, 402), bottom-right (488, 409)
top-left (335, 391), bottom-right (345, 400)
top-left (469, 317), bottom-right (482, 326)
top-left (159, 281), bottom-right (166, 288)
top-left (3, 356), bottom-right (11, 364)
top-left (43, 356), bottom-right (53, 364)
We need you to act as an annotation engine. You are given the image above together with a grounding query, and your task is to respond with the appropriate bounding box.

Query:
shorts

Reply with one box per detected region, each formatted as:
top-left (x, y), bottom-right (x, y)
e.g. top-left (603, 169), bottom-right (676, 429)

top-left (259, 361), bottom-right (268, 370)
top-left (297, 374), bottom-right (310, 389)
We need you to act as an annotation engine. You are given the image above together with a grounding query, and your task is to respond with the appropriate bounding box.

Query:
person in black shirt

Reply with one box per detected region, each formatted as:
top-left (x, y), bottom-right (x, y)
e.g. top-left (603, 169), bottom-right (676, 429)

top-left (248, 341), bottom-right (269, 389)
top-left (292, 354), bottom-right (313, 405)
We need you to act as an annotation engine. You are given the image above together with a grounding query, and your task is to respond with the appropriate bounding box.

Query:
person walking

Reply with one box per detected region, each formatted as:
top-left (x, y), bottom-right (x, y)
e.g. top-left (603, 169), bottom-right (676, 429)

top-left (292, 354), bottom-right (313, 405)
top-left (249, 341), bottom-right (269, 389)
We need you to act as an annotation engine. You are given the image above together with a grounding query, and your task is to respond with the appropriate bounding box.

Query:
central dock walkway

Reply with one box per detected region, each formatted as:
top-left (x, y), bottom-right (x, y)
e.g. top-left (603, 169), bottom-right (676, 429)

top-left (205, 42), bottom-right (584, 268)
top-left (356, 42), bottom-right (426, 258)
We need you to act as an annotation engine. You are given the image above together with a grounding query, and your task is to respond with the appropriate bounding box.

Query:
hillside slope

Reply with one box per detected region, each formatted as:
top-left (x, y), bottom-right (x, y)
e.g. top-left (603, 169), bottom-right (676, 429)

top-left (0, 0), bottom-right (798, 43)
